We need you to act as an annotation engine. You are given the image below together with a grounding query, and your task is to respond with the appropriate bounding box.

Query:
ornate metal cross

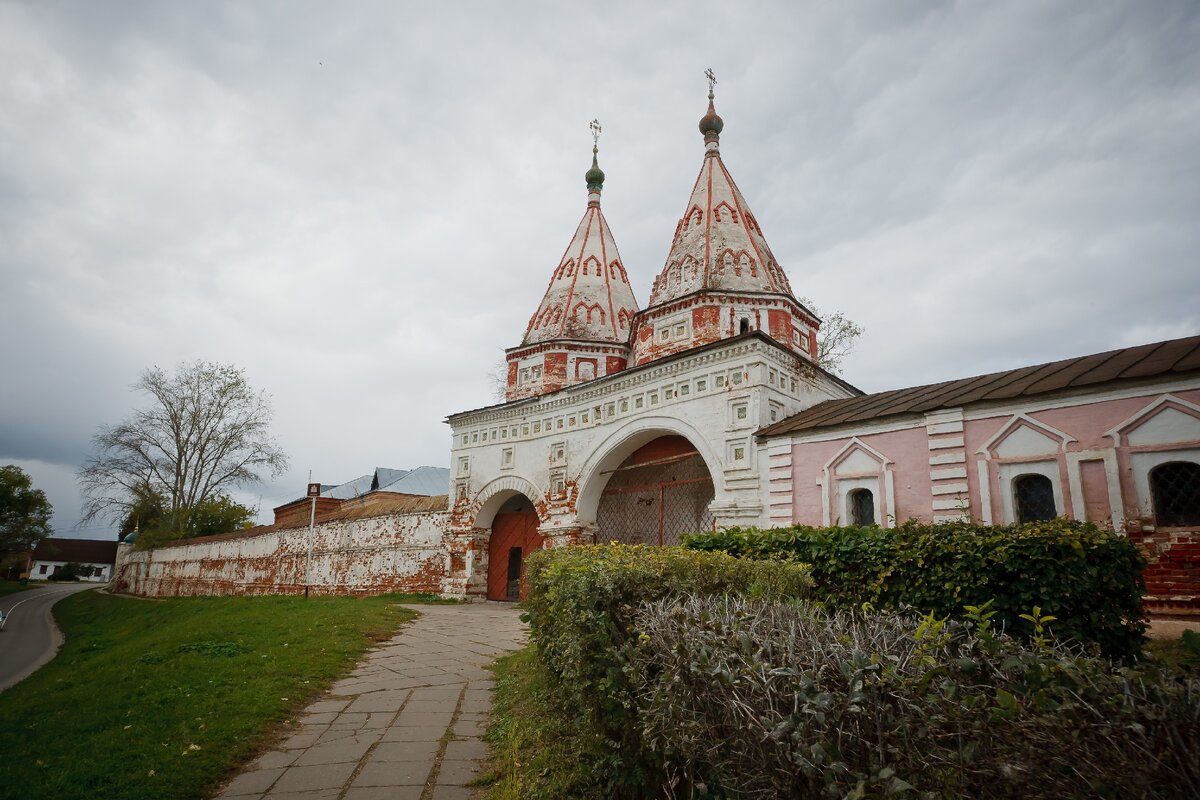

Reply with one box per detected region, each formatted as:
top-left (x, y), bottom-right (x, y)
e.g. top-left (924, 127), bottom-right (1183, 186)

top-left (705, 68), bottom-right (717, 94)
top-left (589, 118), bottom-right (602, 146)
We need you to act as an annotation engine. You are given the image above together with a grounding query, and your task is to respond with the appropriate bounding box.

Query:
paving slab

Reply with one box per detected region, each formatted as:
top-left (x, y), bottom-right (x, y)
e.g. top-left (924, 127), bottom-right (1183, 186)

top-left (344, 787), bottom-right (424, 800)
top-left (371, 740), bottom-right (442, 762)
top-left (1149, 616), bottom-right (1200, 640)
top-left (429, 788), bottom-right (476, 800)
top-left (222, 768), bottom-right (285, 797)
top-left (434, 759), bottom-right (481, 786)
top-left (271, 762), bottom-right (357, 793)
top-left (443, 740), bottom-right (489, 762)
top-left (215, 602), bottom-right (526, 800)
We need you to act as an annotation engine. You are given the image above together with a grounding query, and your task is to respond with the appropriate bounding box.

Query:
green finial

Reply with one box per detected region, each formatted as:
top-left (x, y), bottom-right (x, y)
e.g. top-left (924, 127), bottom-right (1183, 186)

top-left (585, 118), bottom-right (605, 193)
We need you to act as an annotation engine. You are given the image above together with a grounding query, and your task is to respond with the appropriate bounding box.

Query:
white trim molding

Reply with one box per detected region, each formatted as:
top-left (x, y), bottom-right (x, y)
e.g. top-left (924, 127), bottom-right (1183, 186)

top-left (1106, 393), bottom-right (1200, 447)
top-left (997, 460), bottom-right (1066, 525)
top-left (977, 412), bottom-right (1076, 524)
top-left (978, 413), bottom-right (1076, 456)
top-left (816, 438), bottom-right (896, 528)
top-left (1065, 449), bottom-right (1124, 529)
top-left (1129, 447), bottom-right (1200, 523)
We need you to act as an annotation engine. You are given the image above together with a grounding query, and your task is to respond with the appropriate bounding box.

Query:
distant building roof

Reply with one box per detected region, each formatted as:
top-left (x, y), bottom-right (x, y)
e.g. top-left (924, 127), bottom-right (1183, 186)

top-left (372, 467), bottom-right (410, 489)
top-left (319, 466), bottom-right (447, 500)
top-left (321, 473), bottom-right (376, 499)
top-left (378, 466), bottom-right (450, 496)
top-left (759, 334), bottom-right (1200, 438)
top-left (31, 538), bottom-right (119, 565)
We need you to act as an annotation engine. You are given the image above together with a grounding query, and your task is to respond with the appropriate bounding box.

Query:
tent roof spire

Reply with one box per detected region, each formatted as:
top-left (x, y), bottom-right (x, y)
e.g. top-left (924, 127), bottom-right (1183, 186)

top-left (520, 120), bottom-right (639, 346)
top-left (645, 73), bottom-right (797, 307)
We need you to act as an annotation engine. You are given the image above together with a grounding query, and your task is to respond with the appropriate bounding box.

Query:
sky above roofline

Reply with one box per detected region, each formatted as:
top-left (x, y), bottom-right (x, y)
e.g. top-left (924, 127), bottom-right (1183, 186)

top-left (2, 1), bottom-right (1197, 537)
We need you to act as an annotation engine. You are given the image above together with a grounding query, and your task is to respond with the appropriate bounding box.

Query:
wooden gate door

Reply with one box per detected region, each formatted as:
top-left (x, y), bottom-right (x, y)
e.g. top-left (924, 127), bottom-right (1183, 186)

top-left (487, 511), bottom-right (543, 601)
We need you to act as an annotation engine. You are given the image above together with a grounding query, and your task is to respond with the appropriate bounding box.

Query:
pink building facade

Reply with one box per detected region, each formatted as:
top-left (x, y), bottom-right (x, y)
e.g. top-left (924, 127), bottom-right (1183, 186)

top-left (760, 345), bottom-right (1200, 611)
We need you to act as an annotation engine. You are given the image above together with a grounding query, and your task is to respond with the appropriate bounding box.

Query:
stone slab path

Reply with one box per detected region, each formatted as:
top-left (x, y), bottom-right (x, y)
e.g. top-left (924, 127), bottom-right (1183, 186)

top-left (216, 602), bottom-right (527, 800)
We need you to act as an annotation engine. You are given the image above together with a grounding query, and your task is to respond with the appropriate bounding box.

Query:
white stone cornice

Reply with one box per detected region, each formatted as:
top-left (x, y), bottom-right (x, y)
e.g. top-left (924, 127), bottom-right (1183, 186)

top-left (450, 337), bottom-right (800, 428)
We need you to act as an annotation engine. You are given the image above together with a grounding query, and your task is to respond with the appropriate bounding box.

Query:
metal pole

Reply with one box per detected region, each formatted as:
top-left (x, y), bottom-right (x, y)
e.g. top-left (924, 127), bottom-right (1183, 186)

top-left (305, 470), bottom-right (315, 598)
top-left (658, 485), bottom-right (665, 546)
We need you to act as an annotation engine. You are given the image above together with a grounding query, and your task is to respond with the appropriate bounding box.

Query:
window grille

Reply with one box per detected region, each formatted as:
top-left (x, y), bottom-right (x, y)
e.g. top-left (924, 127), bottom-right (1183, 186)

top-left (1013, 474), bottom-right (1056, 523)
top-left (849, 489), bottom-right (875, 526)
top-left (596, 453), bottom-right (714, 546)
top-left (1151, 461), bottom-right (1200, 526)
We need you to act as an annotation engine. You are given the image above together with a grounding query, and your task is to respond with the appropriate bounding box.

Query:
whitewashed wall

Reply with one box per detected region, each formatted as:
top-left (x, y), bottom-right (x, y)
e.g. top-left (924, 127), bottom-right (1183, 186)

top-left (113, 510), bottom-right (451, 598)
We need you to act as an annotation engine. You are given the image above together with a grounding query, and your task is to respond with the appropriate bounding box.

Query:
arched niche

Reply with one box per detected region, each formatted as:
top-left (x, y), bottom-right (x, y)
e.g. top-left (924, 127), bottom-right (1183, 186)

top-left (575, 416), bottom-right (723, 541)
top-left (468, 474), bottom-right (547, 531)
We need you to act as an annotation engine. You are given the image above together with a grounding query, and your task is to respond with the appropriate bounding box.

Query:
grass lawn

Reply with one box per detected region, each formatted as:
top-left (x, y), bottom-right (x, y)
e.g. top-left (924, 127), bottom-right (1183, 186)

top-left (0, 581), bottom-right (43, 598)
top-left (0, 590), bottom-right (427, 800)
top-left (477, 644), bottom-right (599, 800)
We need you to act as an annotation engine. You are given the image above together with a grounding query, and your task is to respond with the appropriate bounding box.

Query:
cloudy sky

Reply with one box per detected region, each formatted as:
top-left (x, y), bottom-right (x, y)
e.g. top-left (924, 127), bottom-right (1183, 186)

top-left (2, 1), bottom-right (1197, 538)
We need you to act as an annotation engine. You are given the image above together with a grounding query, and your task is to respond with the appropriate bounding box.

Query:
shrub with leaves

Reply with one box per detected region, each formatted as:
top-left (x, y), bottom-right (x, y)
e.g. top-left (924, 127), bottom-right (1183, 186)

top-left (48, 562), bottom-right (84, 581)
top-left (632, 595), bottom-right (1200, 800)
top-left (683, 520), bottom-right (1147, 660)
top-left (523, 544), bottom-right (811, 797)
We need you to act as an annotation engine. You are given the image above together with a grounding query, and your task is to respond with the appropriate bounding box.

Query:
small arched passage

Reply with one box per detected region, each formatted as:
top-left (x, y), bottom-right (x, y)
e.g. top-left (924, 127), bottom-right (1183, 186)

top-left (487, 494), bottom-right (543, 601)
top-left (582, 425), bottom-right (718, 546)
top-left (468, 476), bottom-right (547, 602)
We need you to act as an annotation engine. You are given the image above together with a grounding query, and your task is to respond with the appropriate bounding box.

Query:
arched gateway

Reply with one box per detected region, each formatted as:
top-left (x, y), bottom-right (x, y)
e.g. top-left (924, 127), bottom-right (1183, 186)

top-left (461, 476), bottom-right (548, 601)
top-left (443, 87), bottom-right (856, 599)
top-left (594, 435), bottom-right (715, 546)
top-left (487, 494), bottom-right (543, 600)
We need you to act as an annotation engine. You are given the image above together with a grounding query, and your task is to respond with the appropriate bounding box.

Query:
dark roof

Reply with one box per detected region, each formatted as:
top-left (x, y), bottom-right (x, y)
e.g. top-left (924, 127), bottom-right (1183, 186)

top-left (31, 537), bottom-right (119, 564)
top-left (758, 334), bottom-right (1200, 438)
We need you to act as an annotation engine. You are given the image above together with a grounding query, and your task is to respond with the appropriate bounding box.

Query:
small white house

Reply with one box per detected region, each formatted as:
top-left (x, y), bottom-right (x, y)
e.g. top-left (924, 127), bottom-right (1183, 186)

top-left (30, 538), bottom-right (119, 582)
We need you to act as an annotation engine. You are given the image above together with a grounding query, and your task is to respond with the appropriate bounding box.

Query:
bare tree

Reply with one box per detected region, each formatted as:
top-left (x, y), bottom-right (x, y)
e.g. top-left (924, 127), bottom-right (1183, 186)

top-left (486, 353), bottom-right (510, 403)
top-left (800, 297), bottom-right (865, 375)
top-left (79, 361), bottom-right (288, 535)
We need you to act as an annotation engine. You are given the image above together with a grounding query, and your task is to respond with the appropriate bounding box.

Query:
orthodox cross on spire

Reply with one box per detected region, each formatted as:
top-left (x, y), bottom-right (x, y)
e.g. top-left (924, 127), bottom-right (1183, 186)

top-left (585, 118), bottom-right (605, 200)
top-left (699, 68), bottom-right (724, 149)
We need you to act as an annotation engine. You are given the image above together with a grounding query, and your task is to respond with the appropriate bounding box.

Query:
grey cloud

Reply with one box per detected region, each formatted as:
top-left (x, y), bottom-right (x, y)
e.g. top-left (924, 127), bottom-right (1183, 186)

top-left (2, 1), bottom-right (1197, 535)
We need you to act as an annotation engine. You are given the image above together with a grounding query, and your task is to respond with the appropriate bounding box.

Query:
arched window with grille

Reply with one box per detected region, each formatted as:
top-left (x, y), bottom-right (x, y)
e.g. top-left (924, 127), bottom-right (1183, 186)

top-left (1013, 473), bottom-right (1057, 523)
top-left (1150, 461), bottom-right (1200, 526)
top-left (848, 488), bottom-right (875, 526)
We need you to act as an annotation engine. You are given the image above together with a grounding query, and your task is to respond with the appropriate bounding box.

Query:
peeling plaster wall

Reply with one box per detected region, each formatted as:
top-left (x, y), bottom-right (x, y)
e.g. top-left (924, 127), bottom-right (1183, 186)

top-left (113, 510), bottom-right (451, 598)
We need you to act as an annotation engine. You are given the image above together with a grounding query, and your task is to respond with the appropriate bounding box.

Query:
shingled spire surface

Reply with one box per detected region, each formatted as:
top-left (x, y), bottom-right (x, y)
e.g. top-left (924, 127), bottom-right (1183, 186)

top-left (629, 75), bottom-right (818, 368)
top-left (647, 82), bottom-right (795, 307)
top-left (522, 123), bottom-right (639, 346)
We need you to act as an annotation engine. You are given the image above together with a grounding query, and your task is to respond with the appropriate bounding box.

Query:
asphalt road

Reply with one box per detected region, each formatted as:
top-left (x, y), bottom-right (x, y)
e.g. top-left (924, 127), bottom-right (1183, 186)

top-left (0, 583), bottom-right (96, 692)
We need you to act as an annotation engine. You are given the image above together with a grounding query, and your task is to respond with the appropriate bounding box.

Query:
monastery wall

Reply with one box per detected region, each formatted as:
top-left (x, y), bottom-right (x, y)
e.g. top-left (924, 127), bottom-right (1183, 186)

top-left (113, 509), bottom-right (451, 598)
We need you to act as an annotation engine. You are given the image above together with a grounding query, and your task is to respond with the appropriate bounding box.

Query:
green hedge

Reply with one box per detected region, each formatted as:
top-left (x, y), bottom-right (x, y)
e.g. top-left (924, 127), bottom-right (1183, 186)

top-left (683, 520), bottom-right (1147, 660)
top-left (523, 544), bottom-right (811, 796)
